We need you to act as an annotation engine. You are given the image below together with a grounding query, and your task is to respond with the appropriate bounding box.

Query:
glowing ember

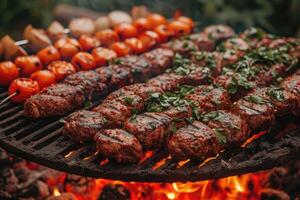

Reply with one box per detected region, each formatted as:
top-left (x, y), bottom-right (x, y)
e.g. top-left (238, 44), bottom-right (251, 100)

top-left (53, 187), bottom-right (61, 196)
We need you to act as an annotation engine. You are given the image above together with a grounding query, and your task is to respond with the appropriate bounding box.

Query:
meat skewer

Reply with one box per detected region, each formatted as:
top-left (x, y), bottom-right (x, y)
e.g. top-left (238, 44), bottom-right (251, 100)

top-left (25, 26), bottom-right (225, 118)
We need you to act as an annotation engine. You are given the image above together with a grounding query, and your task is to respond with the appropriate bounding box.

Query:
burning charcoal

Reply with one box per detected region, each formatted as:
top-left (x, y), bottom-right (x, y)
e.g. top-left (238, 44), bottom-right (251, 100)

top-left (64, 174), bottom-right (97, 199)
top-left (98, 184), bottom-right (130, 200)
top-left (15, 180), bottom-right (50, 200)
top-left (260, 188), bottom-right (290, 200)
top-left (0, 168), bottom-right (19, 194)
top-left (47, 193), bottom-right (77, 200)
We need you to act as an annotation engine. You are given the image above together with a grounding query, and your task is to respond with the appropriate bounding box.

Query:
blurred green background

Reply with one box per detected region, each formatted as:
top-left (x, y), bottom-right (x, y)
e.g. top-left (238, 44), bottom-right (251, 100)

top-left (0, 0), bottom-right (299, 38)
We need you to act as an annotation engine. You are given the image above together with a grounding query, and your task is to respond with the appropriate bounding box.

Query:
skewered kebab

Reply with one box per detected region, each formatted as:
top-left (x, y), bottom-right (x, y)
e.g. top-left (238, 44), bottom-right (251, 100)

top-left (93, 39), bottom-right (298, 163)
top-left (24, 25), bottom-right (227, 118)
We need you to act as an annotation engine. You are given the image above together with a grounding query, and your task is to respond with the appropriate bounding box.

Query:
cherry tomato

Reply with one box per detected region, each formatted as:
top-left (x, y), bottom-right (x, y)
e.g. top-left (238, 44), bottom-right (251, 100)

top-left (78, 35), bottom-right (100, 52)
top-left (54, 37), bottom-right (81, 60)
top-left (138, 33), bottom-right (156, 51)
top-left (92, 47), bottom-right (117, 66)
top-left (48, 61), bottom-right (77, 81)
top-left (114, 24), bottom-right (138, 40)
top-left (168, 21), bottom-right (191, 37)
top-left (147, 13), bottom-right (167, 28)
top-left (133, 18), bottom-right (152, 33)
top-left (30, 70), bottom-right (56, 89)
top-left (15, 56), bottom-right (43, 77)
top-left (95, 29), bottom-right (119, 47)
top-left (8, 78), bottom-right (40, 103)
top-left (177, 16), bottom-right (194, 28)
top-left (0, 61), bottom-right (19, 86)
top-left (142, 31), bottom-right (160, 43)
top-left (110, 42), bottom-right (132, 57)
top-left (37, 46), bottom-right (61, 66)
top-left (71, 52), bottom-right (96, 71)
top-left (124, 38), bottom-right (145, 54)
top-left (154, 25), bottom-right (173, 43)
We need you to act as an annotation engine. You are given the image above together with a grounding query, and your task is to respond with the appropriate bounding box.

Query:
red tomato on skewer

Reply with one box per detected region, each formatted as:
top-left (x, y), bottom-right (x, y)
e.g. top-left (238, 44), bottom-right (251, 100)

top-left (8, 78), bottom-right (40, 103)
top-left (0, 61), bottom-right (19, 86)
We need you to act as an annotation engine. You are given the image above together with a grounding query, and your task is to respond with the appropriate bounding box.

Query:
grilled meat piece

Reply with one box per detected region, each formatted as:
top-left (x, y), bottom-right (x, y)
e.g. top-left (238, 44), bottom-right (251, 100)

top-left (162, 39), bottom-right (198, 58)
top-left (95, 64), bottom-right (133, 90)
top-left (203, 25), bottom-right (235, 41)
top-left (191, 51), bottom-right (223, 76)
top-left (94, 129), bottom-right (143, 163)
top-left (168, 121), bottom-right (220, 161)
top-left (185, 85), bottom-right (232, 112)
top-left (143, 48), bottom-right (174, 76)
top-left (162, 106), bottom-right (193, 129)
top-left (181, 66), bottom-right (212, 86)
top-left (280, 74), bottom-right (300, 115)
top-left (190, 33), bottom-right (215, 52)
top-left (117, 55), bottom-right (152, 82)
top-left (232, 93), bottom-right (275, 131)
top-left (221, 38), bottom-right (250, 56)
top-left (147, 73), bottom-right (183, 91)
top-left (63, 110), bottom-right (109, 141)
top-left (256, 63), bottom-right (290, 87)
top-left (107, 83), bottom-right (163, 101)
top-left (93, 93), bottom-right (145, 126)
top-left (93, 100), bottom-right (132, 126)
top-left (254, 87), bottom-right (298, 116)
top-left (24, 84), bottom-right (85, 118)
top-left (64, 71), bottom-right (107, 99)
top-left (202, 110), bottom-right (250, 149)
top-left (124, 113), bottom-right (172, 150)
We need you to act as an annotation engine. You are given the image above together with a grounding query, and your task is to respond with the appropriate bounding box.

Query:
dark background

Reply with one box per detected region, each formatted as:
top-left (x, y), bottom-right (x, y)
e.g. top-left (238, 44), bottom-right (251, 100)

top-left (0, 0), bottom-right (299, 38)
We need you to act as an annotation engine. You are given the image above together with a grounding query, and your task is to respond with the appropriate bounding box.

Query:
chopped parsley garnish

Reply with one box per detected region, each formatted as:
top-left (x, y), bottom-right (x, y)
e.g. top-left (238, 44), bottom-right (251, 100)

top-left (214, 128), bottom-right (227, 145)
top-left (146, 85), bottom-right (194, 113)
top-left (129, 108), bottom-right (138, 122)
top-left (266, 88), bottom-right (285, 101)
top-left (170, 53), bottom-right (192, 75)
top-left (124, 97), bottom-right (134, 105)
top-left (192, 51), bottom-right (217, 69)
top-left (246, 95), bottom-right (267, 104)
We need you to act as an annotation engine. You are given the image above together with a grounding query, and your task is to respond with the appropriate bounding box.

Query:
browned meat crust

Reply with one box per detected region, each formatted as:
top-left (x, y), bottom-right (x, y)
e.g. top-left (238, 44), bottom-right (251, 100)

top-left (94, 129), bottom-right (143, 163)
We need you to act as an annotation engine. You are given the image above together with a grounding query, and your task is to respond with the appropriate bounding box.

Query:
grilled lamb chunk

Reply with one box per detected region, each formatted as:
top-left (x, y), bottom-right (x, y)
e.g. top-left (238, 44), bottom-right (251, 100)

top-left (143, 48), bottom-right (174, 76)
top-left (94, 129), bottom-right (143, 163)
top-left (185, 85), bottom-right (232, 112)
top-left (254, 87), bottom-right (298, 117)
top-left (95, 64), bottom-right (133, 90)
top-left (221, 38), bottom-right (250, 56)
top-left (24, 84), bottom-right (85, 118)
top-left (107, 83), bottom-right (163, 101)
top-left (181, 66), bottom-right (212, 86)
top-left (162, 39), bottom-right (198, 58)
top-left (203, 25), bottom-right (235, 41)
top-left (117, 55), bottom-right (152, 82)
top-left (64, 71), bottom-right (107, 100)
top-left (232, 93), bottom-right (275, 131)
top-left (221, 49), bottom-right (240, 67)
top-left (191, 51), bottom-right (223, 76)
top-left (63, 110), bottom-right (109, 141)
top-left (162, 105), bottom-right (193, 129)
top-left (202, 110), bottom-right (250, 149)
top-left (190, 33), bottom-right (215, 51)
top-left (256, 63), bottom-right (290, 87)
top-left (93, 93), bottom-right (145, 126)
top-left (280, 74), bottom-right (300, 115)
top-left (93, 100), bottom-right (132, 126)
top-left (168, 121), bottom-right (220, 161)
top-left (124, 113), bottom-right (172, 150)
top-left (147, 73), bottom-right (184, 91)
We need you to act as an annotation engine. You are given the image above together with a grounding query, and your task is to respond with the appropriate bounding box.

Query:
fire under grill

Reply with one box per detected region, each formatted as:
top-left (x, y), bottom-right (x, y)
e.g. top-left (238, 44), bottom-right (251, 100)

top-left (0, 86), bottom-right (300, 183)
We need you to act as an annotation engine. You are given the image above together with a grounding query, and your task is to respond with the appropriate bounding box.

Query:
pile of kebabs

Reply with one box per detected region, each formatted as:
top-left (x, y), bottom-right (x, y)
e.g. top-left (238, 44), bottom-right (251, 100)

top-left (3, 16), bottom-right (300, 164)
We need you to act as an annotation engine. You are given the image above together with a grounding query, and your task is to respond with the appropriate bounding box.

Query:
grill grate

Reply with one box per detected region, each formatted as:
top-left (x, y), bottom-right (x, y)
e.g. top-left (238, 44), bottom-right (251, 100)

top-left (0, 87), bottom-right (300, 182)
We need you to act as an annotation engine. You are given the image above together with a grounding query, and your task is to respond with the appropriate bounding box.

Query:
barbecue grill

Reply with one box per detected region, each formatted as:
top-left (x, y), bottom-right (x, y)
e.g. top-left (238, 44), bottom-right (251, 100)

top-left (1, 86), bottom-right (299, 182)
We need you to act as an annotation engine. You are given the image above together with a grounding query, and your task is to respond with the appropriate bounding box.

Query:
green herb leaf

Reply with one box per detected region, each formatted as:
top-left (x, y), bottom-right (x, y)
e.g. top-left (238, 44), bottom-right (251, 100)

top-left (247, 95), bottom-right (267, 104)
top-left (267, 88), bottom-right (285, 101)
top-left (124, 97), bottom-right (134, 105)
top-left (214, 128), bottom-right (227, 145)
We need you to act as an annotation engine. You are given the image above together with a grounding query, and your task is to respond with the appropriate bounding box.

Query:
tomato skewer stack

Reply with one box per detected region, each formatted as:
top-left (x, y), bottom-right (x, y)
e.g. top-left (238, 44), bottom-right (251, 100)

top-left (0, 13), bottom-right (194, 103)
